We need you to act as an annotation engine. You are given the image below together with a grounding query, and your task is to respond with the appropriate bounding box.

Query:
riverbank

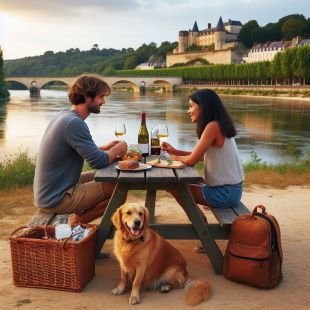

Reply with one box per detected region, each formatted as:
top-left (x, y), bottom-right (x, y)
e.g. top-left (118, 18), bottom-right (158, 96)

top-left (1, 151), bottom-right (310, 191)
top-left (175, 85), bottom-right (310, 101)
top-left (0, 186), bottom-right (310, 309)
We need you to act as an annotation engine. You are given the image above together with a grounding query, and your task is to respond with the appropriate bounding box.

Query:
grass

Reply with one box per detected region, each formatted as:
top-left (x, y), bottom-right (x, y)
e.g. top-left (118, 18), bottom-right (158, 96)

top-left (195, 150), bottom-right (310, 188)
top-left (0, 151), bottom-right (36, 190)
top-left (1, 150), bottom-right (310, 191)
top-left (176, 87), bottom-right (310, 98)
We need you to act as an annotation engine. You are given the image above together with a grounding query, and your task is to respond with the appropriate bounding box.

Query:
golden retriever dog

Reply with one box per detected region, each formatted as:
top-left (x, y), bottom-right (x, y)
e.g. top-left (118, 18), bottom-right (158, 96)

top-left (111, 203), bottom-right (211, 306)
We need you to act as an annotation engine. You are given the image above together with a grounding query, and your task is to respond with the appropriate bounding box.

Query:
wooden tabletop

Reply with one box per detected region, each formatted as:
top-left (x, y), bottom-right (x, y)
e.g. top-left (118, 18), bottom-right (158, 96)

top-left (95, 156), bottom-right (203, 184)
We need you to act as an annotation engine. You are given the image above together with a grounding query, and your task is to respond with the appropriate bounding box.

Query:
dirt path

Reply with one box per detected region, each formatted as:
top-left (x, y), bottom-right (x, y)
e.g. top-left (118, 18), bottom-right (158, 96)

top-left (1, 186), bottom-right (310, 309)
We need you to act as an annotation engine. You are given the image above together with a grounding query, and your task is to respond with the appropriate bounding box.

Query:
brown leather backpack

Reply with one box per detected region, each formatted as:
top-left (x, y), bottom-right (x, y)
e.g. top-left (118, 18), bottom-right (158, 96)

top-left (223, 205), bottom-right (283, 288)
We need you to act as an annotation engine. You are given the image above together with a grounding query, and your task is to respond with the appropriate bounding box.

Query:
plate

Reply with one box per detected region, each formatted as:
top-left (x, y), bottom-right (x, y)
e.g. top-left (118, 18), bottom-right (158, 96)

top-left (147, 159), bottom-right (185, 169)
top-left (115, 163), bottom-right (152, 171)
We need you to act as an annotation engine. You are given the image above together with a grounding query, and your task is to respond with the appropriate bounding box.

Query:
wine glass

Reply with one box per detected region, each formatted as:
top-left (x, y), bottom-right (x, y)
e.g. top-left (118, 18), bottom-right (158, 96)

top-left (156, 124), bottom-right (169, 158)
top-left (114, 123), bottom-right (126, 140)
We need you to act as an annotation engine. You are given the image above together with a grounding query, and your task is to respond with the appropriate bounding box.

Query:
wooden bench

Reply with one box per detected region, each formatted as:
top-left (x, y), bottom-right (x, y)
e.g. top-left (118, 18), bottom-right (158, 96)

top-left (210, 201), bottom-right (250, 230)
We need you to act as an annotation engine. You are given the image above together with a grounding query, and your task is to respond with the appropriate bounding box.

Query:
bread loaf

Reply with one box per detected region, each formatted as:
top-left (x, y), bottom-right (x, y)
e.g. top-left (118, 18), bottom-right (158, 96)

top-left (119, 160), bottom-right (139, 170)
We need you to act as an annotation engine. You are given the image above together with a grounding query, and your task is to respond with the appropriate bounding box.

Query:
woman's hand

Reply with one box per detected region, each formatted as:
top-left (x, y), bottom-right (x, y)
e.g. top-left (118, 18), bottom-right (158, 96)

top-left (161, 142), bottom-right (176, 155)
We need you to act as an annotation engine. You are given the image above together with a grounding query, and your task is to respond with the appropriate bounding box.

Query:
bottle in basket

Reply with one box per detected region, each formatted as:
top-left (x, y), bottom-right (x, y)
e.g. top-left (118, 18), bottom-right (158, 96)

top-left (55, 214), bottom-right (72, 240)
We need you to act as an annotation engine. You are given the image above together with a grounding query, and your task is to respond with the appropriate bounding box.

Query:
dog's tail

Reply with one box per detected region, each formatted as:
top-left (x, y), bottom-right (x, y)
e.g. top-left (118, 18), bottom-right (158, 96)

top-left (184, 277), bottom-right (211, 306)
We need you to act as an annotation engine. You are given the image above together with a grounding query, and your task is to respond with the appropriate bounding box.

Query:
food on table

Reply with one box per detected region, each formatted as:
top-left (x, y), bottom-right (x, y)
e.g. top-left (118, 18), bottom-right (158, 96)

top-left (122, 147), bottom-right (142, 161)
top-left (119, 160), bottom-right (140, 170)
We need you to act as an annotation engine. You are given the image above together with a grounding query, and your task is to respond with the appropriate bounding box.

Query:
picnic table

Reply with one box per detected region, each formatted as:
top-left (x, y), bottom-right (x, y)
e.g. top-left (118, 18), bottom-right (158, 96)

top-left (95, 156), bottom-right (249, 274)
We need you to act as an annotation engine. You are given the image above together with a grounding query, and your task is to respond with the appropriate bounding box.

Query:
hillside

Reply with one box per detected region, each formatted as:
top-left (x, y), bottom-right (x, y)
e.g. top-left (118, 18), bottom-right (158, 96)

top-left (4, 42), bottom-right (177, 77)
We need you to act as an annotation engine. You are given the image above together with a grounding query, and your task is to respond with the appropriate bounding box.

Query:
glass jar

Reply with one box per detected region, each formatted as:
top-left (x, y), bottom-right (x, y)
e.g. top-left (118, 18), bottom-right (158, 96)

top-left (55, 214), bottom-right (72, 240)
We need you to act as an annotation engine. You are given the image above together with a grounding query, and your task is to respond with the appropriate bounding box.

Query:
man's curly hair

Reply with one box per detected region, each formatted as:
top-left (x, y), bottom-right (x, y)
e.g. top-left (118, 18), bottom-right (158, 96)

top-left (68, 75), bottom-right (111, 105)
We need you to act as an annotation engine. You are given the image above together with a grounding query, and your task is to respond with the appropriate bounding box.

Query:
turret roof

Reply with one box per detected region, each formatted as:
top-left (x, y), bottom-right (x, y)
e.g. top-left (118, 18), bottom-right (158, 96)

top-left (192, 21), bottom-right (199, 32)
top-left (215, 16), bottom-right (225, 32)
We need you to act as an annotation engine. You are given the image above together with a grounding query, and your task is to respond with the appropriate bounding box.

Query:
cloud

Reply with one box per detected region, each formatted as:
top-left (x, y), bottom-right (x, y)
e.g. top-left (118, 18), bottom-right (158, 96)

top-left (0, 0), bottom-right (141, 16)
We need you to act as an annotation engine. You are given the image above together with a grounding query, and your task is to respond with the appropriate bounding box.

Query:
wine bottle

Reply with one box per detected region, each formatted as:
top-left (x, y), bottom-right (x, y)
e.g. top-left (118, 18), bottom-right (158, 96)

top-left (138, 112), bottom-right (149, 157)
top-left (151, 127), bottom-right (160, 155)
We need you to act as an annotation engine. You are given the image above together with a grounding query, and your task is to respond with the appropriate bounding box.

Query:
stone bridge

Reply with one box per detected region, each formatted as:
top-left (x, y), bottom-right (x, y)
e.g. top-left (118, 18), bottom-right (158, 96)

top-left (5, 75), bottom-right (183, 94)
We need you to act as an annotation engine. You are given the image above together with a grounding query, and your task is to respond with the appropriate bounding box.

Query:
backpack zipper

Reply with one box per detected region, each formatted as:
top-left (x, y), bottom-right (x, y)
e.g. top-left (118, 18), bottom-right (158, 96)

top-left (229, 252), bottom-right (269, 261)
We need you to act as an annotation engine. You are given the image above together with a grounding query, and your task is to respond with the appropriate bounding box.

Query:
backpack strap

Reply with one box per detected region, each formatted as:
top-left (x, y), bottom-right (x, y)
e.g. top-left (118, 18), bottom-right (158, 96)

top-left (266, 214), bottom-right (283, 262)
top-left (254, 204), bottom-right (283, 262)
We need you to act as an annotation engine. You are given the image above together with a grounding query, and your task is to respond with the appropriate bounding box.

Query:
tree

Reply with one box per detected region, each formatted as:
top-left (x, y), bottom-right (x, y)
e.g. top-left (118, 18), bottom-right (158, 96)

top-left (103, 65), bottom-right (115, 76)
top-left (0, 48), bottom-right (10, 99)
top-left (43, 51), bottom-right (54, 57)
top-left (238, 20), bottom-right (260, 47)
top-left (123, 55), bottom-right (138, 70)
top-left (271, 53), bottom-right (282, 85)
top-left (281, 19), bottom-right (305, 40)
top-left (296, 46), bottom-right (310, 85)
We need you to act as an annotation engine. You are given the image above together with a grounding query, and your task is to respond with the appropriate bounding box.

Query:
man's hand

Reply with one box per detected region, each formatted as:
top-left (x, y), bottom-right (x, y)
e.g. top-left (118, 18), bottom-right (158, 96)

top-left (99, 140), bottom-right (120, 151)
top-left (107, 141), bottom-right (128, 163)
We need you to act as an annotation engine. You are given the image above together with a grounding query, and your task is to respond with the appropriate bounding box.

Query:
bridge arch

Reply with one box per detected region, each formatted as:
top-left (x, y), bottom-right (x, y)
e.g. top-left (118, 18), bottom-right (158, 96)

top-left (152, 79), bottom-right (174, 92)
top-left (110, 79), bottom-right (140, 92)
top-left (5, 80), bottom-right (28, 90)
top-left (41, 80), bottom-right (70, 90)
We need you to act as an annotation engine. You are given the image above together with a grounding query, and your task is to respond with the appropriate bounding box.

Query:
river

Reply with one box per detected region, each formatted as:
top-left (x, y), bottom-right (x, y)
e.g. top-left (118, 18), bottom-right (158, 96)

top-left (0, 90), bottom-right (309, 164)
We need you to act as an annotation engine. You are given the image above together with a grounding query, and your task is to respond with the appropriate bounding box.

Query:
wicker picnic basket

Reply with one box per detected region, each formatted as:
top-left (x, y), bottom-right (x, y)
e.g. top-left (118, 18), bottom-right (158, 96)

top-left (9, 224), bottom-right (97, 292)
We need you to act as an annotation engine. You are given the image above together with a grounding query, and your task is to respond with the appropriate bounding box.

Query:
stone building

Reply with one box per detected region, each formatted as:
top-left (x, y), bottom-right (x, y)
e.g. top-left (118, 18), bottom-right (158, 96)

top-left (243, 36), bottom-right (310, 63)
top-left (166, 17), bottom-right (246, 67)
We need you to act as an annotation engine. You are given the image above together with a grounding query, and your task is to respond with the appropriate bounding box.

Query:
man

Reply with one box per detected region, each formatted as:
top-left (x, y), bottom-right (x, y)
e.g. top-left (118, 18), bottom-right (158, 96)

top-left (33, 75), bottom-right (127, 225)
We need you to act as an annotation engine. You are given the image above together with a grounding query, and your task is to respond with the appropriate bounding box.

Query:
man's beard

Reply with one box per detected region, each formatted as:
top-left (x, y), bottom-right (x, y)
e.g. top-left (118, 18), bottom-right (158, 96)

top-left (88, 100), bottom-right (100, 114)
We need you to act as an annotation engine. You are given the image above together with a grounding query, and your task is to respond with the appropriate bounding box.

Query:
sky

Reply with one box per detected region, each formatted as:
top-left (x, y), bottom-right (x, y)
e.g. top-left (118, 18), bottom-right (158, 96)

top-left (0, 0), bottom-right (309, 60)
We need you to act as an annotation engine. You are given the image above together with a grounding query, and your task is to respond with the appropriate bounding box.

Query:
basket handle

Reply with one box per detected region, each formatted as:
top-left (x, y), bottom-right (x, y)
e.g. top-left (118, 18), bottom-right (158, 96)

top-left (253, 204), bottom-right (267, 215)
top-left (9, 226), bottom-right (32, 238)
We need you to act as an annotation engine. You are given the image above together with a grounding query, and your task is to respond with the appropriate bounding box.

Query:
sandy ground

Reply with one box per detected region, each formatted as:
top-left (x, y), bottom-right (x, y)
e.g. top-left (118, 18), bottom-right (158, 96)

top-left (1, 186), bottom-right (310, 310)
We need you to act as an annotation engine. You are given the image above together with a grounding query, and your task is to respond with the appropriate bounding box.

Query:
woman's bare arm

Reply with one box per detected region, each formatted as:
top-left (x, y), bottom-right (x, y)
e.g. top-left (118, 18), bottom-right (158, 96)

top-left (170, 122), bottom-right (223, 166)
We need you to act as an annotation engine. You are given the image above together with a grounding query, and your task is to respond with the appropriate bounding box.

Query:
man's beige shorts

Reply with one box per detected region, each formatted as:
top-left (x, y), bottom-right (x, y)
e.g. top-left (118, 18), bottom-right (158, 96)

top-left (45, 171), bottom-right (106, 215)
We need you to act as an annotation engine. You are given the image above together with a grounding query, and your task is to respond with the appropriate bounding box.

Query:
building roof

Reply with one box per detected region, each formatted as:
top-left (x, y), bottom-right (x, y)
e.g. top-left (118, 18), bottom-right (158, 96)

top-left (224, 19), bottom-right (242, 26)
top-left (215, 16), bottom-right (225, 32)
top-left (192, 21), bottom-right (199, 32)
top-left (298, 39), bottom-right (310, 46)
top-left (250, 40), bottom-right (291, 51)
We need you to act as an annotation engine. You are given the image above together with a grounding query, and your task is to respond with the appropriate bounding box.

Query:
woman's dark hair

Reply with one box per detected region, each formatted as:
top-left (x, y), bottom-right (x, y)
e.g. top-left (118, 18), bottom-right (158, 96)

top-left (190, 89), bottom-right (236, 138)
top-left (68, 75), bottom-right (111, 105)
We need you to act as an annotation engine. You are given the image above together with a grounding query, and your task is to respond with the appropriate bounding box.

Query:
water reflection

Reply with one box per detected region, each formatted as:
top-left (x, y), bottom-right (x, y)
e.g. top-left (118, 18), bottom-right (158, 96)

top-left (0, 90), bottom-right (309, 164)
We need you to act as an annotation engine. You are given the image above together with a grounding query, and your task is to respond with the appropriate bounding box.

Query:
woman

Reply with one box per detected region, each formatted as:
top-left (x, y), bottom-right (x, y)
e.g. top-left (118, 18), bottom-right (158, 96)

top-left (162, 89), bottom-right (244, 250)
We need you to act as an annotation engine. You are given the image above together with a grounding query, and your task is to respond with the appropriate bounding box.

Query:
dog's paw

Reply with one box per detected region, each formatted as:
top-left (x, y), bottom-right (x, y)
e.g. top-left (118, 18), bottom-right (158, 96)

top-left (160, 284), bottom-right (172, 293)
top-left (129, 295), bottom-right (140, 305)
top-left (111, 287), bottom-right (125, 295)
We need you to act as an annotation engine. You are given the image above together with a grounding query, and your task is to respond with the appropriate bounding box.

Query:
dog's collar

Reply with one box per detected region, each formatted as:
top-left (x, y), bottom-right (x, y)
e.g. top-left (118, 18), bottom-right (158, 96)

top-left (122, 235), bottom-right (144, 243)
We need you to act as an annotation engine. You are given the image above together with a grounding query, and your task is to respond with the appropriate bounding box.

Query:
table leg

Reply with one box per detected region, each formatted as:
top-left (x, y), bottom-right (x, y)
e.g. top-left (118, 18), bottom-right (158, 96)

top-left (95, 182), bottom-right (128, 257)
top-left (176, 183), bottom-right (224, 274)
top-left (145, 190), bottom-right (156, 223)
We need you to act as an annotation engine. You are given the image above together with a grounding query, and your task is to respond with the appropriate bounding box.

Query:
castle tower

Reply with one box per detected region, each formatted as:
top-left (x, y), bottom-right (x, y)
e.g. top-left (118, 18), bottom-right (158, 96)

top-left (178, 30), bottom-right (189, 53)
top-left (214, 16), bottom-right (225, 50)
top-left (189, 21), bottom-right (199, 47)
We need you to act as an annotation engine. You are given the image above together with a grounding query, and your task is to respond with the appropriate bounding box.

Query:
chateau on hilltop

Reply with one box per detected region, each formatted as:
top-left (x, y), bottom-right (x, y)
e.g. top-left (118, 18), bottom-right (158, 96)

top-left (166, 17), bottom-right (246, 67)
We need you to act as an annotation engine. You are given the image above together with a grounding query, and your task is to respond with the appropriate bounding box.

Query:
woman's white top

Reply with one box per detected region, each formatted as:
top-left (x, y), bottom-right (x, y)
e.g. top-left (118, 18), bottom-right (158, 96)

top-left (204, 137), bottom-right (244, 187)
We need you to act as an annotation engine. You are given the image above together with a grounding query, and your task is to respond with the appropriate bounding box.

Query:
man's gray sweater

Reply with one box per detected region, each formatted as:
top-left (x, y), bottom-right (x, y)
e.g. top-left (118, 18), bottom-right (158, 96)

top-left (33, 110), bottom-right (109, 209)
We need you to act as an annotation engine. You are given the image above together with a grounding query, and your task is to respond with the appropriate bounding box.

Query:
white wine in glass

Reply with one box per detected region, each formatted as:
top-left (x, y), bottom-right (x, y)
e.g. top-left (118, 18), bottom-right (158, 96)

top-left (157, 124), bottom-right (169, 142)
top-left (115, 123), bottom-right (126, 139)
top-left (156, 124), bottom-right (169, 158)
